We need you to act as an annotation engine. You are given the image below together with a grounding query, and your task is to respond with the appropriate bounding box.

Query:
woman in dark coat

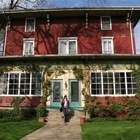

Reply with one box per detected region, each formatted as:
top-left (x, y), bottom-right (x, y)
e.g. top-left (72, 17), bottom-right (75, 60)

top-left (61, 95), bottom-right (69, 123)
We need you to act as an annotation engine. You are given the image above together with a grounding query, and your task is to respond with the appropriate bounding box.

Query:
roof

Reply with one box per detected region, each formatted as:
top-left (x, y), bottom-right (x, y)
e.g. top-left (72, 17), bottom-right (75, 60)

top-left (0, 54), bottom-right (140, 63)
top-left (0, 7), bottom-right (140, 26)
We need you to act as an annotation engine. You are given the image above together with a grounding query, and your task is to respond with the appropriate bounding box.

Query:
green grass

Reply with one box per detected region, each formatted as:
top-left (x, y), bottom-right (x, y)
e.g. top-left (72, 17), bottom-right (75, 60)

top-left (0, 119), bottom-right (45, 140)
top-left (81, 120), bottom-right (140, 140)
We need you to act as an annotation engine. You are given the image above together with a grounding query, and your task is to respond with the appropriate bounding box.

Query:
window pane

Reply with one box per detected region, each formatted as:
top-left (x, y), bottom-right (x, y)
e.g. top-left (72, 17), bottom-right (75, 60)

top-left (102, 17), bottom-right (111, 30)
top-left (59, 40), bottom-right (67, 54)
top-left (0, 28), bottom-right (4, 56)
top-left (20, 73), bottom-right (30, 95)
top-left (26, 19), bottom-right (35, 31)
top-left (24, 40), bottom-right (34, 56)
top-left (9, 73), bottom-right (19, 95)
top-left (69, 41), bottom-right (76, 54)
top-left (31, 73), bottom-right (41, 95)
top-left (0, 74), bottom-right (8, 95)
top-left (91, 73), bottom-right (102, 95)
top-left (71, 81), bottom-right (79, 102)
top-left (53, 82), bottom-right (61, 102)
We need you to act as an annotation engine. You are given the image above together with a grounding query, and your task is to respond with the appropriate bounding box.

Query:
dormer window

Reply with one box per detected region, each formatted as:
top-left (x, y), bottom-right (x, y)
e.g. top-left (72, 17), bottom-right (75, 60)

top-left (58, 37), bottom-right (77, 55)
top-left (25, 18), bottom-right (35, 32)
top-left (101, 16), bottom-right (112, 30)
top-left (23, 38), bottom-right (34, 56)
top-left (102, 37), bottom-right (114, 54)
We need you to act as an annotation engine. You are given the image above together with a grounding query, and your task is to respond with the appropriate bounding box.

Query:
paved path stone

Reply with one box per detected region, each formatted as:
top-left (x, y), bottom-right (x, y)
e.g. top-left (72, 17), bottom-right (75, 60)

top-left (20, 110), bottom-right (83, 140)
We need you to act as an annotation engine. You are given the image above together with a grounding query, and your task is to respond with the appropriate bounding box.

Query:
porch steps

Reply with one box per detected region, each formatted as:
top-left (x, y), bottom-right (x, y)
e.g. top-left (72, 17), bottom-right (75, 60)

top-left (46, 110), bottom-right (85, 125)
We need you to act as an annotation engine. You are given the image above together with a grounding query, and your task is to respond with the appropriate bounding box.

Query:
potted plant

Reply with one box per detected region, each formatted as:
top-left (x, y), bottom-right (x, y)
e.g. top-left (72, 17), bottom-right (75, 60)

top-left (36, 103), bottom-right (46, 122)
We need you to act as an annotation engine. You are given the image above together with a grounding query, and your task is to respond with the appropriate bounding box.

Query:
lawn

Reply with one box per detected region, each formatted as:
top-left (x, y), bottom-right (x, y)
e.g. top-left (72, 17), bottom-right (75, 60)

top-left (0, 119), bottom-right (45, 140)
top-left (81, 120), bottom-right (140, 140)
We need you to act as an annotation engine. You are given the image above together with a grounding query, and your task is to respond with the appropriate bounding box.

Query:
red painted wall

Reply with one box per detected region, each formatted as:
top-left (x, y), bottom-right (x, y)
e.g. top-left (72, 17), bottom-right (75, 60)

top-left (5, 16), bottom-right (136, 55)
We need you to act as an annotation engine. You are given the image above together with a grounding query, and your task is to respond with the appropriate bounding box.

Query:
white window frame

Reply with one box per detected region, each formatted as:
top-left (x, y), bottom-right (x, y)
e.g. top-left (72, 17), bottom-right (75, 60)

top-left (23, 38), bottom-right (35, 56)
top-left (102, 37), bottom-right (114, 54)
top-left (25, 18), bottom-right (35, 32)
top-left (101, 16), bottom-right (112, 30)
top-left (0, 72), bottom-right (42, 96)
top-left (58, 37), bottom-right (78, 55)
top-left (90, 71), bottom-right (136, 96)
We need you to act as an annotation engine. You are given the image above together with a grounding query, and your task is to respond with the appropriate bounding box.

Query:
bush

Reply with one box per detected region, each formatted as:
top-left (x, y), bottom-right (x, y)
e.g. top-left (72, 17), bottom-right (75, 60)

top-left (20, 108), bottom-right (36, 120)
top-left (109, 101), bottom-right (125, 113)
top-left (93, 106), bottom-right (116, 118)
top-left (128, 100), bottom-right (140, 117)
top-left (0, 109), bottom-right (5, 118)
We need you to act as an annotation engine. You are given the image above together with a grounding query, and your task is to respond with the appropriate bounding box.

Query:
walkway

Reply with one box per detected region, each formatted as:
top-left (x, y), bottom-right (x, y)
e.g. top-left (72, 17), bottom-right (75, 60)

top-left (20, 110), bottom-right (83, 140)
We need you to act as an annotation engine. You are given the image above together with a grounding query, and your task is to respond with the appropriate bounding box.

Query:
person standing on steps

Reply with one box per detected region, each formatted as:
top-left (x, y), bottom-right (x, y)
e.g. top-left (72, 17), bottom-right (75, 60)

top-left (61, 95), bottom-right (69, 123)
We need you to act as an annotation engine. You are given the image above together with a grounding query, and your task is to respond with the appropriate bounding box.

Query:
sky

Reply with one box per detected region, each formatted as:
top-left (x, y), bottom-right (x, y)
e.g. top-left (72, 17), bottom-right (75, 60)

top-left (48, 0), bottom-right (140, 54)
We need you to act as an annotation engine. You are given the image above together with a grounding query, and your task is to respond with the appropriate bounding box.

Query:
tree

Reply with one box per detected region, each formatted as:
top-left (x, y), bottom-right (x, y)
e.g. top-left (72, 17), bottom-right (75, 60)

top-left (0, 0), bottom-right (137, 10)
top-left (0, 0), bottom-right (55, 10)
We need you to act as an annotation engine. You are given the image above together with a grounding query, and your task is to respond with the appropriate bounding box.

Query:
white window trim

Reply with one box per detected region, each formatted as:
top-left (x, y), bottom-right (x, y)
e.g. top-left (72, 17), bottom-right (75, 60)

top-left (101, 16), bottom-right (112, 30)
top-left (58, 37), bottom-right (78, 55)
top-left (23, 38), bottom-right (35, 56)
top-left (90, 70), bottom-right (136, 97)
top-left (101, 37), bottom-right (114, 54)
top-left (25, 18), bottom-right (35, 32)
top-left (0, 72), bottom-right (42, 96)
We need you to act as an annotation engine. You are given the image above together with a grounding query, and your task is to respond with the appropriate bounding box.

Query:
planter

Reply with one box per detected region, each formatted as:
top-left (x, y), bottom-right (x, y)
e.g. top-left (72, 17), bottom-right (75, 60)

top-left (80, 116), bottom-right (86, 123)
top-left (38, 117), bottom-right (46, 122)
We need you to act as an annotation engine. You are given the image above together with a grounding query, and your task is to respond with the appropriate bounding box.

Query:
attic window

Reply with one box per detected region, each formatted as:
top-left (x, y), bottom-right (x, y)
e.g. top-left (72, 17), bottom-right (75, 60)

top-left (25, 18), bottom-right (35, 32)
top-left (101, 16), bottom-right (112, 30)
top-left (58, 37), bottom-right (77, 55)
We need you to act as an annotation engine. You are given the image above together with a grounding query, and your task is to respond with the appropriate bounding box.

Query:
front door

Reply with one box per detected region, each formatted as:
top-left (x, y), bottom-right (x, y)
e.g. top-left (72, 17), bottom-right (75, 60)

top-left (69, 80), bottom-right (81, 108)
top-left (50, 80), bottom-right (62, 108)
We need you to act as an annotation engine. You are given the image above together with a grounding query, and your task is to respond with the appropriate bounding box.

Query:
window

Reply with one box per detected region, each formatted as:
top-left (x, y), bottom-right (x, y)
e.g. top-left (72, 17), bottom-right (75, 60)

top-left (91, 72), bottom-right (136, 96)
top-left (101, 16), bottom-right (112, 30)
top-left (0, 73), bottom-right (41, 95)
top-left (23, 38), bottom-right (34, 56)
top-left (25, 18), bottom-right (35, 31)
top-left (102, 37), bottom-right (114, 54)
top-left (58, 37), bottom-right (77, 55)
top-left (0, 28), bottom-right (4, 55)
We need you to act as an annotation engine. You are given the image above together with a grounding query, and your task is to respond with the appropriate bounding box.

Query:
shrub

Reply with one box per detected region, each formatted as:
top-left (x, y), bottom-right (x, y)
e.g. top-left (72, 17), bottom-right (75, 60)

top-left (36, 103), bottom-right (46, 118)
top-left (128, 100), bottom-right (140, 117)
top-left (109, 101), bottom-right (125, 113)
top-left (93, 106), bottom-right (116, 118)
top-left (0, 109), bottom-right (5, 118)
top-left (20, 108), bottom-right (36, 120)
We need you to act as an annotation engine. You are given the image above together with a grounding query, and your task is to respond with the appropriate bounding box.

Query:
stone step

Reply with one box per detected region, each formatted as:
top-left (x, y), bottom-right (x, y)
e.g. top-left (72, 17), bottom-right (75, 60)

top-left (46, 110), bottom-right (85, 125)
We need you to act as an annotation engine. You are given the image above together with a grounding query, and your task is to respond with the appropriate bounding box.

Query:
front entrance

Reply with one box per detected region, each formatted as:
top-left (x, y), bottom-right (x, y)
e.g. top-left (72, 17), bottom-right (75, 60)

top-left (50, 79), bottom-right (81, 109)
top-left (69, 80), bottom-right (81, 108)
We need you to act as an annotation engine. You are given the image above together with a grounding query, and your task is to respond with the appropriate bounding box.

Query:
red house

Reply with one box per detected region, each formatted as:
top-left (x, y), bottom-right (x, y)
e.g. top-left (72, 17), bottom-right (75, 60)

top-left (0, 7), bottom-right (140, 110)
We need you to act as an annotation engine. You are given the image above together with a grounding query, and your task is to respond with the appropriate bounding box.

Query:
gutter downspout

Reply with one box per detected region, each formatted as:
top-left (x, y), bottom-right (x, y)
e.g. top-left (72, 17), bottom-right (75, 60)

top-left (130, 7), bottom-right (134, 54)
top-left (2, 11), bottom-right (8, 56)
